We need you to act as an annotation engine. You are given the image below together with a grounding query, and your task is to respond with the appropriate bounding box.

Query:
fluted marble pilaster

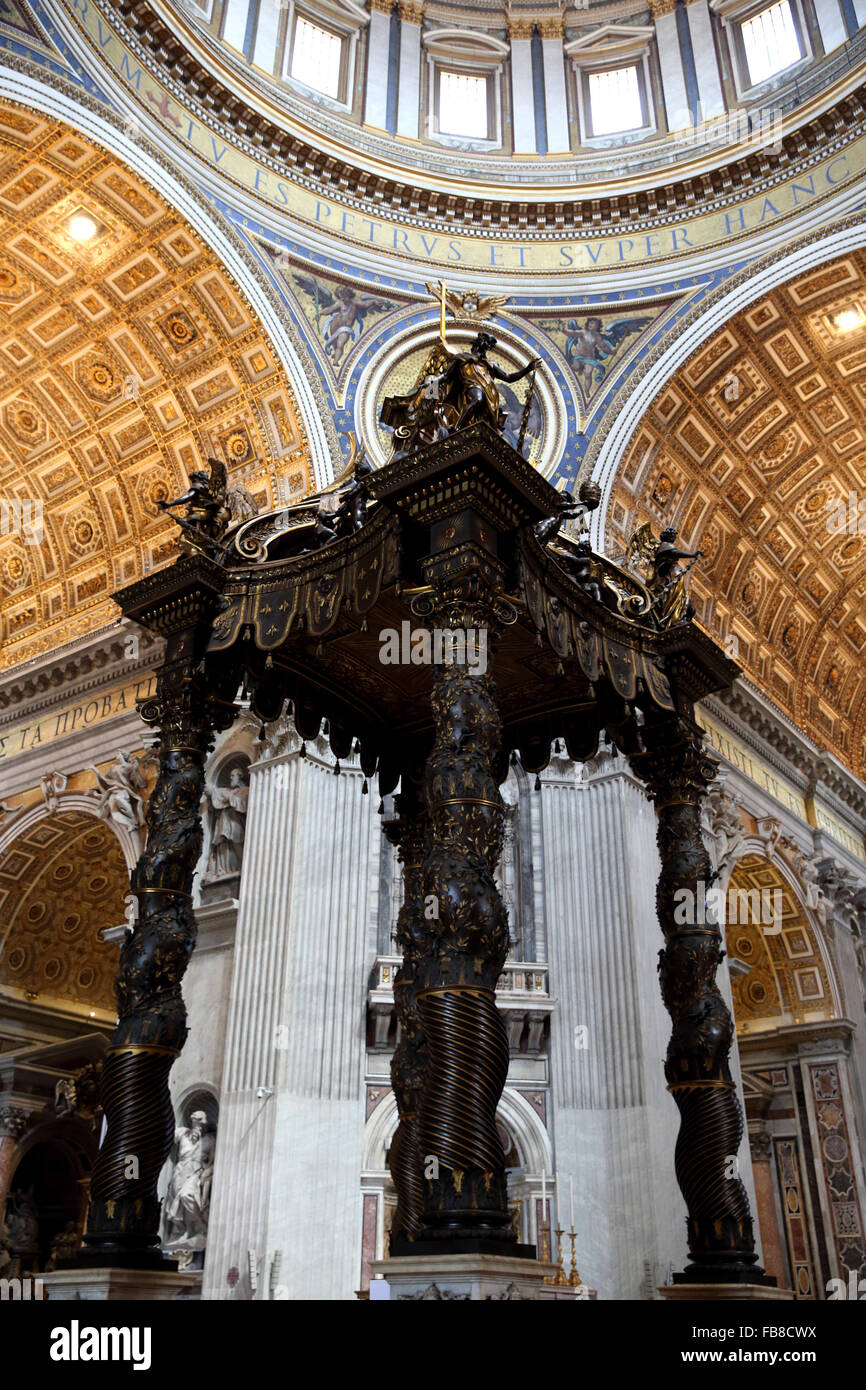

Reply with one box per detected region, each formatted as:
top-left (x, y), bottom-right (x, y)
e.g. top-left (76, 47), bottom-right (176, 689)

top-left (541, 754), bottom-right (684, 1297)
top-left (202, 739), bottom-right (379, 1300)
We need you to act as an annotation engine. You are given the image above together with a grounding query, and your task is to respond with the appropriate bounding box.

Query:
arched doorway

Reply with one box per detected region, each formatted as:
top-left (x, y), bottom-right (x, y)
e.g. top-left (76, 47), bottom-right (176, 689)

top-left (5, 1136), bottom-right (89, 1274)
top-left (0, 812), bottom-right (128, 1270)
top-left (724, 854), bottom-right (863, 1299)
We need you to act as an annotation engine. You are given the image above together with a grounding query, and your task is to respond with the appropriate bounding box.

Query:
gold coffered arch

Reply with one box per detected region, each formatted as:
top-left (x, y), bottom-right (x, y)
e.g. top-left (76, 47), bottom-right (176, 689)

top-left (608, 249), bottom-right (866, 778)
top-left (0, 100), bottom-right (312, 672)
top-left (726, 854), bottom-right (838, 1035)
top-left (0, 811), bottom-right (127, 1016)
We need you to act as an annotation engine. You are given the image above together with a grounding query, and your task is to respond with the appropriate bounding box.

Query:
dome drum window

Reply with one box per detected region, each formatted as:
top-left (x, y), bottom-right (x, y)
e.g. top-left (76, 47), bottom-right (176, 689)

top-left (566, 27), bottom-right (657, 144)
top-left (282, 0), bottom-right (370, 110)
top-left (712, 0), bottom-right (813, 99)
top-left (423, 30), bottom-right (508, 147)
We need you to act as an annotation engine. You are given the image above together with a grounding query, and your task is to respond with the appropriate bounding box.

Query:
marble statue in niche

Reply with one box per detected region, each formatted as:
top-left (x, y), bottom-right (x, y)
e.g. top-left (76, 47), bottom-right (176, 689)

top-left (162, 1108), bottom-right (216, 1270)
top-left (203, 761), bottom-right (249, 882)
top-left (4, 1189), bottom-right (38, 1272)
top-left (44, 1221), bottom-right (79, 1270)
top-left (701, 777), bottom-right (745, 875)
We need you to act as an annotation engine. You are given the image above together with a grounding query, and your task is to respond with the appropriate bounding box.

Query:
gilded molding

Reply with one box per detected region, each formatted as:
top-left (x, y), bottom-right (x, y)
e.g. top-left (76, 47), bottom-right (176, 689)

top-left (506, 18), bottom-right (536, 39)
top-left (649, 0), bottom-right (679, 15)
top-left (536, 16), bottom-right (565, 37)
top-left (398, 0), bottom-right (425, 23)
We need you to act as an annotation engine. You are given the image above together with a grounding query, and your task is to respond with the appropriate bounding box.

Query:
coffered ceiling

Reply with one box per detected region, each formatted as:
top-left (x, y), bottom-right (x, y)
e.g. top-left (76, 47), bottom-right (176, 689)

top-left (726, 854), bottom-right (835, 1033)
top-left (0, 811), bottom-right (127, 1014)
top-left (0, 102), bottom-right (310, 673)
top-left (609, 250), bottom-right (866, 778)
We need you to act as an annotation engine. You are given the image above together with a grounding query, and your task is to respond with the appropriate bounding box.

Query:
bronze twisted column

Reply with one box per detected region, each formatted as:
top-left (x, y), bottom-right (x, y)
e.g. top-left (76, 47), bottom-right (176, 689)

top-left (631, 711), bottom-right (768, 1284)
top-left (384, 780), bottom-right (430, 1246)
top-left (409, 579), bottom-right (515, 1245)
top-left (83, 569), bottom-right (233, 1264)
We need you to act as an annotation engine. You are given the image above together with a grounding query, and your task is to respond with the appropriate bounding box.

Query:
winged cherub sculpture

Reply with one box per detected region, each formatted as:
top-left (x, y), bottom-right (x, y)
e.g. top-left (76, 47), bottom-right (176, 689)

top-left (623, 522), bottom-right (703, 627)
top-left (158, 457), bottom-right (257, 559)
top-left (425, 281), bottom-right (510, 325)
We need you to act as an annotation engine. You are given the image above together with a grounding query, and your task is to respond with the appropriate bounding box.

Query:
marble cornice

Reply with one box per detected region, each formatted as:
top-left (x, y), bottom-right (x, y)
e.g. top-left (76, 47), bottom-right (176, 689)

top-left (737, 1018), bottom-right (857, 1057)
top-left (705, 680), bottom-right (866, 822)
top-left (95, 0), bottom-right (866, 233)
top-left (0, 624), bottom-right (163, 725)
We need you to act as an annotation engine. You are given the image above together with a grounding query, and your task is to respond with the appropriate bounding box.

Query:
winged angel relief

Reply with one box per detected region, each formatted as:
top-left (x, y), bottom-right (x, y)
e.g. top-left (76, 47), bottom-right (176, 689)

top-left (543, 314), bottom-right (650, 403)
top-left (293, 276), bottom-right (398, 368)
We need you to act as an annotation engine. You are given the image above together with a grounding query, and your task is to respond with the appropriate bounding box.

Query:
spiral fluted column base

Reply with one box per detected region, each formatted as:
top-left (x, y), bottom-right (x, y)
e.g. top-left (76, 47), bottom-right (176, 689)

top-left (82, 1046), bottom-right (177, 1262)
top-left (389, 1106), bottom-right (424, 1242)
top-left (671, 1082), bottom-right (759, 1279)
top-left (416, 987), bottom-right (514, 1242)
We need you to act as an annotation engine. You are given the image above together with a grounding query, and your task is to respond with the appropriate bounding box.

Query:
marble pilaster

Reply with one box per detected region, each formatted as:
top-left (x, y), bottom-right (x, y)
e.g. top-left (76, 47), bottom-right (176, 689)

top-left (252, 0), bottom-right (282, 74)
top-left (222, 0), bottom-right (251, 53)
top-left (686, 0), bottom-right (725, 121)
top-left (540, 36), bottom-right (570, 153)
top-left (812, 0), bottom-right (848, 54)
top-left (540, 754), bottom-right (685, 1297)
top-left (509, 37), bottom-right (537, 153)
top-left (655, 9), bottom-right (692, 131)
top-left (396, 7), bottom-right (422, 139)
top-left (365, 4), bottom-right (393, 129)
top-left (201, 738), bottom-right (379, 1300)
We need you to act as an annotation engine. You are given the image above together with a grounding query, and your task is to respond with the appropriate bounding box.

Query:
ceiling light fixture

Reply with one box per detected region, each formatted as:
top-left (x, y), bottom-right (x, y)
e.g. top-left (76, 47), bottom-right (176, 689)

top-left (834, 309), bottom-right (865, 333)
top-left (67, 213), bottom-right (98, 242)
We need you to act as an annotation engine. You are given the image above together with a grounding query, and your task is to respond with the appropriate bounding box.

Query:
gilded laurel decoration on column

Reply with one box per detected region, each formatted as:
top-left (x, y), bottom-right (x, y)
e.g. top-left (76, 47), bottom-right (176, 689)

top-left (406, 581), bottom-right (515, 1243)
top-left (385, 786), bottom-right (430, 1244)
top-left (630, 713), bottom-right (769, 1284)
top-left (84, 560), bottom-right (235, 1263)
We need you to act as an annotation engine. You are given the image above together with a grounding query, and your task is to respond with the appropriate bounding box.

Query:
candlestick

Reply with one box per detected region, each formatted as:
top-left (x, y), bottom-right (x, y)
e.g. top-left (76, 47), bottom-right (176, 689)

top-left (568, 1228), bottom-right (581, 1287)
top-left (554, 1225), bottom-right (567, 1285)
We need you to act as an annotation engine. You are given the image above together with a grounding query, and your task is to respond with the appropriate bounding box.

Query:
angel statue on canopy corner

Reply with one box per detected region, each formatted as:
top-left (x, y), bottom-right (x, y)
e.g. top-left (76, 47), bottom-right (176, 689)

top-left (623, 522), bottom-right (703, 628)
top-left (157, 456), bottom-right (257, 559)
